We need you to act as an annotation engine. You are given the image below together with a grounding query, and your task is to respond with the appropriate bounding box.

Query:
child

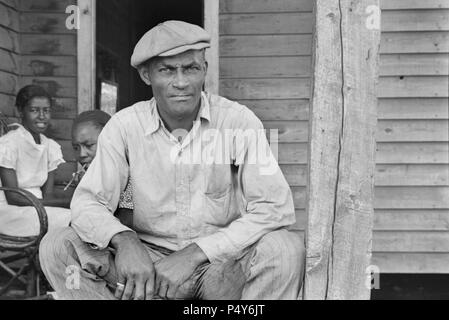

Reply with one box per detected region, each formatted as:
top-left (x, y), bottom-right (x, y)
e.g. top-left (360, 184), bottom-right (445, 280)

top-left (0, 85), bottom-right (71, 237)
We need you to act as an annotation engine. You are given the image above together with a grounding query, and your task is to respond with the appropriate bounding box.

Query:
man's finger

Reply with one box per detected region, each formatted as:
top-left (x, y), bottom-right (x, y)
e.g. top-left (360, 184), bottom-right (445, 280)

top-left (134, 278), bottom-right (146, 300)
top-left (122, 278), bottom-right (135, 300)
top-left (114, 276), bottom-right (126, 300)
top-left (166, 283), bottom-right (179, 300)
top-left (159, 281), bottom-right (169, 300)
top-left (145, 273), bottom-right (155, 300)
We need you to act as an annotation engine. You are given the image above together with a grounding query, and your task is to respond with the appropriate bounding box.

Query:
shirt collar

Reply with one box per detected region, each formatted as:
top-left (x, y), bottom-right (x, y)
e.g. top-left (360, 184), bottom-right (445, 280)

top-left (13, 123), bottom-right (46, 147)
top-left (145, 92), bottom-right (211, 136)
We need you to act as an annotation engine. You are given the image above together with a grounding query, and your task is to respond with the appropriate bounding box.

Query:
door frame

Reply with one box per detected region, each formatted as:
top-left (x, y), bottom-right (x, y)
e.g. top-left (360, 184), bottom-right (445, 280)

top-left (77, 0), bottom-right (219, 113)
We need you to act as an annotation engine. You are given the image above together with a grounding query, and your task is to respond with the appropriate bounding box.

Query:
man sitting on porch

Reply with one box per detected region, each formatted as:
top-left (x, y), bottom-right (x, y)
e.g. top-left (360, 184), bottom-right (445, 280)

top-left (39, 20), bottom-right (305, 300)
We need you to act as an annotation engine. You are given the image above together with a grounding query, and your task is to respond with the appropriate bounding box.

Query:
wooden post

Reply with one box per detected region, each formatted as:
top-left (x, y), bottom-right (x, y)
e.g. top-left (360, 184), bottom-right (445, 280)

top-left (203, 0), bottom-right (219, 94)
top-left (77, 0), bottom-right (96, 113)
top-left (304, 0), bottom-right (381, 300)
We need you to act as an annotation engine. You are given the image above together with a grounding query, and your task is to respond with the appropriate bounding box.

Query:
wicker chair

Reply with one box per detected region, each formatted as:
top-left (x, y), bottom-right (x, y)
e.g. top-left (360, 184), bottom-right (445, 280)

top-left (0, 113), bottom-right (50, 299)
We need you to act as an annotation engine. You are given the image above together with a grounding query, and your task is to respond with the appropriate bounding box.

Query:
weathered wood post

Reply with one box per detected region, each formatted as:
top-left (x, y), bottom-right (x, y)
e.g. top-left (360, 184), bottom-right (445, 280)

top-left (304, 0), bottom-right (381, 299)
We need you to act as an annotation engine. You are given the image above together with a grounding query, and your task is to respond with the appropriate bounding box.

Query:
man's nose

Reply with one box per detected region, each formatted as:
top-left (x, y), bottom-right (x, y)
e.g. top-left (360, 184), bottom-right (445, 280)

top-left (172, 69), bottom-right (189, 89)
top-left (79, 146), bottom-right (88, 157)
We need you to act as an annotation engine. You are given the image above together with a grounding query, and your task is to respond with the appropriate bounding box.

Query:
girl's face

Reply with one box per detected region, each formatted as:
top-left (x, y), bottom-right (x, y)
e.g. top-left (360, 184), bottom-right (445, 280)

top-left (20, 97), bottom-right (51, 135)
top-left (72, 122), bottom-right (102, 169)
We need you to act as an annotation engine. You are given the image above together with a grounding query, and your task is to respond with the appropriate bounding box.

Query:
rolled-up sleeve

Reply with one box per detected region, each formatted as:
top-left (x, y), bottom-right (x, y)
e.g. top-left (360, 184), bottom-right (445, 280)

top-left (70, 116), bottom-right (133, 249)
top-left (195, 108), bottom-right (296, 262)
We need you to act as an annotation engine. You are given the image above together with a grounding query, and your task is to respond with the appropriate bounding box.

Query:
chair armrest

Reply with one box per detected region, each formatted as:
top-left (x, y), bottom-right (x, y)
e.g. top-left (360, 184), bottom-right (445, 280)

top-left (0, 187), bottom-right (48, 250)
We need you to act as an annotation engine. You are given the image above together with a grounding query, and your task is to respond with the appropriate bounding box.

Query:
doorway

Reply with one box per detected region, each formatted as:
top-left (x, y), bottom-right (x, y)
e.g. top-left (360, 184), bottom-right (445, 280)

top-left (95, 0), bottom-right (204, 114)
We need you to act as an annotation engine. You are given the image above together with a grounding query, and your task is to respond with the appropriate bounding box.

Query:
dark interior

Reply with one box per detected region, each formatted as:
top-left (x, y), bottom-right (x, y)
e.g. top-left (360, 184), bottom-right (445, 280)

top-left (96, 0), bottom-right (203, 112)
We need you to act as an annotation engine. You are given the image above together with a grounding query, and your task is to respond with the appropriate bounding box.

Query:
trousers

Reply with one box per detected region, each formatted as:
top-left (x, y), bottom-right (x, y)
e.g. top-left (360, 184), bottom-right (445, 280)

top-left (39, 227), bottom-right (305, 300)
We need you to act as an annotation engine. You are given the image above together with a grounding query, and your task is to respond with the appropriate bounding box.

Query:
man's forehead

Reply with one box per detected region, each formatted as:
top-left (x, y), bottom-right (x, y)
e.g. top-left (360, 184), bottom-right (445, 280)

top-left (152, 50), bottom-right (204, 66)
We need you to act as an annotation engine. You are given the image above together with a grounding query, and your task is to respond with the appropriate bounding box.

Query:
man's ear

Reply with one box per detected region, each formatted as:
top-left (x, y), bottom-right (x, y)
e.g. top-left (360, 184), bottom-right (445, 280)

top-left (138, 66), bottom-right (152, 86)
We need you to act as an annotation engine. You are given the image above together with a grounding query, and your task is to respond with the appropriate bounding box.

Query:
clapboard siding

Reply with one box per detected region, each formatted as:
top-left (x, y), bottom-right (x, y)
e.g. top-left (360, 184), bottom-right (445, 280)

top-left (219, 0), bottom-right (449, 273)
top-left (374, 2), bottom-right (449, 273)
top-left (0, 1), bottom-right (18, 102)
top-left (219, 0), bottom-right (313, 235)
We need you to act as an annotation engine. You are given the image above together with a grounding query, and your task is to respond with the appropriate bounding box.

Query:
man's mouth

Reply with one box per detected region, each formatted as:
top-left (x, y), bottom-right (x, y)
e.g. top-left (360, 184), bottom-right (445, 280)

top-left (170, 95), bottom-right (192, 101)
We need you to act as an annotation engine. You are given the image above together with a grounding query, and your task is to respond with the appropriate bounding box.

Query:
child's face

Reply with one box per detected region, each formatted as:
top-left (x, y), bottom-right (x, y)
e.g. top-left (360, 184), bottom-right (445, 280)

top-left (20, 97), bottom-right (51, 135)
top-left (72, 122), bottom-right (102, 169)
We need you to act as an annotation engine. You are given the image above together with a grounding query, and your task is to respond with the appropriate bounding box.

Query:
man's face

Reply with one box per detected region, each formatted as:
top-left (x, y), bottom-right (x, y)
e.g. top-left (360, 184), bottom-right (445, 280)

top-left (141, 50), bottom-right (207, 120)
top-left (71, 122), bottom-right (102, 169)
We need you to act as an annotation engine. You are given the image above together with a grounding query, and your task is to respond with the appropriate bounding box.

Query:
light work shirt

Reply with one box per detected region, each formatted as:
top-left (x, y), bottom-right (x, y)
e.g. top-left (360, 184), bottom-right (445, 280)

top-left (71, 92), bottom-right (296, 262)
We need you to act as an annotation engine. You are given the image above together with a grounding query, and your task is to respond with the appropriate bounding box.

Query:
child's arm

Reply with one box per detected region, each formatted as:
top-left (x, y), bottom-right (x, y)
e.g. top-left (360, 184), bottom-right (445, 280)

top-left (0, 167), bottom-right (34, 206)
top-left (41, 170), bottom-right (71, 208)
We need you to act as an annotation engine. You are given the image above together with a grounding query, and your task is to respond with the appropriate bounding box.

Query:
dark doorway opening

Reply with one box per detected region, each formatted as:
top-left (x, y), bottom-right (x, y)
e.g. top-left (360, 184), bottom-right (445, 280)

top-left (95, 0), bottom-right (203, 114)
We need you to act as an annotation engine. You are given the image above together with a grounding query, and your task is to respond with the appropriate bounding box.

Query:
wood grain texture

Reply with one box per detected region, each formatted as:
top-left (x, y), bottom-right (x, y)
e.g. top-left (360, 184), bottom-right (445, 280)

top-left (20, 0), bottom-right (75, 12)
top-left (220, 78), bottom-right (311, 99)
top-left (375, 164), bottom-right (449, 186)
top-left (278, 143), bottom-right (308, 164)
top-left (21, 34), bottom-right (76, 55)
top-left (0, 70), bottom-right (18, 94)
top-left (219, 0), bottom-right (314, 13)
top-left (380, 31), bottom-right (449, 53)
top-left (372, 252), bottom-right (449, 273)
top-left (0, 48), bottom-right (18, 74)
top-left (375, 187), bottom-right (449, 209)
top-left (378, 98), bottom-right (449, 120)
top-left (379, 76), bottom-right (449, 98)
top-left (304, 0), bottom-right (380, 300)
top-left (20, 76), bottom-right (76, 98)
top-left (373, 209), bottom-right (449, 231)
top-left (241, 99), bottom-right (310, 121)
top-left (382, 10), bottom-right (449, 32)
top-left (380, 53), bottom-right (449, 76)
top-left (0, 92), bottom-right (15, 116)
top-left (0, 26), bottom-right (18, 52)
top-left (20, 12), bottom-right (75, 34)
top-left (376, 142), bottom-right (449, 164)
top-left (0, 0), bottom-right (18, 9)
top-left (380, 0), bottom-right (449, 10)
top-left (20, 55), bottom-right (76, 76)
top-left (376, 119), bottom-right (449, 142)
top-left (373, 231), bottom-right (449, 252)
top-left (220, 12), bottom-right (314, 35)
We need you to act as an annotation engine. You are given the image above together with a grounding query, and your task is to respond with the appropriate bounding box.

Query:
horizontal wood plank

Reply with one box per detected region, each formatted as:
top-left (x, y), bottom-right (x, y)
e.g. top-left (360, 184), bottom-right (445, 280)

top-left (20, 0), bottom-right (76, 12)
top-left (374, 209), bottom-right (449, 231)
top-left (219, 0), bottom-right (314, 13)
top-left (0, 26), bottom-right (18, 52)
top-left (242, 99), bottom-right (310, 121)
top-left (220, 35), bottom-right (313, 57)
top-left (21, 34), bottom-right (76, 55)
top-left (375, 164), bottom-right (449, 186)
top-left (376, 142), bottom-right (449, 164)
top-left (381, 0), bottom-right (449, 10)
top-left (21, 12), bottom-right (75, 34)
top-left (0, 70), bottom-right (17, 94)
top-left (20, 55), bottom-right (76, 76)
top-left (220, 12), bottom-right (313, 35)
top-left (378, 76), bottom-right (449, 98)
top-left (376, 119), bottom-right (449, 142)
top-left (292, 186), bottom-right (306, 209)
top-left (220, 78), bottom-right (311, 99)
top-left (378, 98), bottom-right (449, 120)
top-left (373, 231), bottom-right (449, 252)
top-left (263, 120), bottom-right (308, 143)
top-left (372, 252), bottom-right (449, 273)
top-left (375, 187), bottom-right (449, 209)
top-left (280, 164), bottom-right (308, 186)
top-left (380, 53), bottom-right (449, 76)
top-left (0, 0), bottom-right (18, 9)
top-left (382, 10), bottom-right (449, 32)
top-left (0, 48), bottom-right (18, 74)
top-left (20, 76), bottom-right (77, 98)
top-left (278, 143), bottom-right (308, 164)
top-left (380, 31), bottom-right (449, 53)
top-left (220, 56), bottom-right (312, 78)
top-left (46, 118), bottom-right (73, 140)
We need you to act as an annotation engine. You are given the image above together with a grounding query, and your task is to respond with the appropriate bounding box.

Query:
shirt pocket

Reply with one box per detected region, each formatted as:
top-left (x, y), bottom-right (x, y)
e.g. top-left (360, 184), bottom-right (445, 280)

top-left (202, 163), bottom-right (232, 226)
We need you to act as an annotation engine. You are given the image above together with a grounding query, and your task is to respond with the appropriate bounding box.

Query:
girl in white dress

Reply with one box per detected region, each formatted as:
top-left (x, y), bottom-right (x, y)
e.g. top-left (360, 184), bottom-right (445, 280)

top-left (0, 85), bottom-right (71, 237)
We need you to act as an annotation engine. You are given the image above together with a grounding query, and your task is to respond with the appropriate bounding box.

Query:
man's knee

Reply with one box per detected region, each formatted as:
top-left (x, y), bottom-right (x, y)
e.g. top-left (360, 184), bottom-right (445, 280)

top-left (39, 227), bottom-right (80, 272)
top-left (255, 229), bottom-right (305, 272)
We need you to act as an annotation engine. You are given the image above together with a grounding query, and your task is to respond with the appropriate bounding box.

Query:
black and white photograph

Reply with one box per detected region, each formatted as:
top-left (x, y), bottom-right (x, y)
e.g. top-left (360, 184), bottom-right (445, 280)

top-left (0, 0), bottom-right (448, 304)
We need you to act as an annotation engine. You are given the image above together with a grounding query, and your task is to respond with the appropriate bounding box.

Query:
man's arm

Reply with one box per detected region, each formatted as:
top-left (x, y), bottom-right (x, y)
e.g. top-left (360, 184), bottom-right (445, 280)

top-left (194, 108), bottom-right (296, 263)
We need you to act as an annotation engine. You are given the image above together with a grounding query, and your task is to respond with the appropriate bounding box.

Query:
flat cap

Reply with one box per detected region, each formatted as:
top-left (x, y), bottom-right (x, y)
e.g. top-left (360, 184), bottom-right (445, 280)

top-left (131, 20), bottom-right (211, 68)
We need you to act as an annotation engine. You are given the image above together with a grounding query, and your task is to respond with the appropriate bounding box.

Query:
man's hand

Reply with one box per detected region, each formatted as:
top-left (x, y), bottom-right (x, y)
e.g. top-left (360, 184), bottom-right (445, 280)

top-left (110, 231), bottom-right (155, 300)
top-left (154, 243), bottom-right (208, 300)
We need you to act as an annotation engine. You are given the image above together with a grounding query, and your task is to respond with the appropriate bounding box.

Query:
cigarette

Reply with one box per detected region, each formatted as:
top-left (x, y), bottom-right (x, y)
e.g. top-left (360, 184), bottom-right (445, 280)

top-left (63, 163), bottom-right (88, 191)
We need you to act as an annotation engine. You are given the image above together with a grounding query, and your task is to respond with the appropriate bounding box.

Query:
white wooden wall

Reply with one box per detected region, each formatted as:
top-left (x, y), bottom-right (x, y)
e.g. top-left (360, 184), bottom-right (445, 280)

top-left (219, 0), bottom-right (449, 273)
